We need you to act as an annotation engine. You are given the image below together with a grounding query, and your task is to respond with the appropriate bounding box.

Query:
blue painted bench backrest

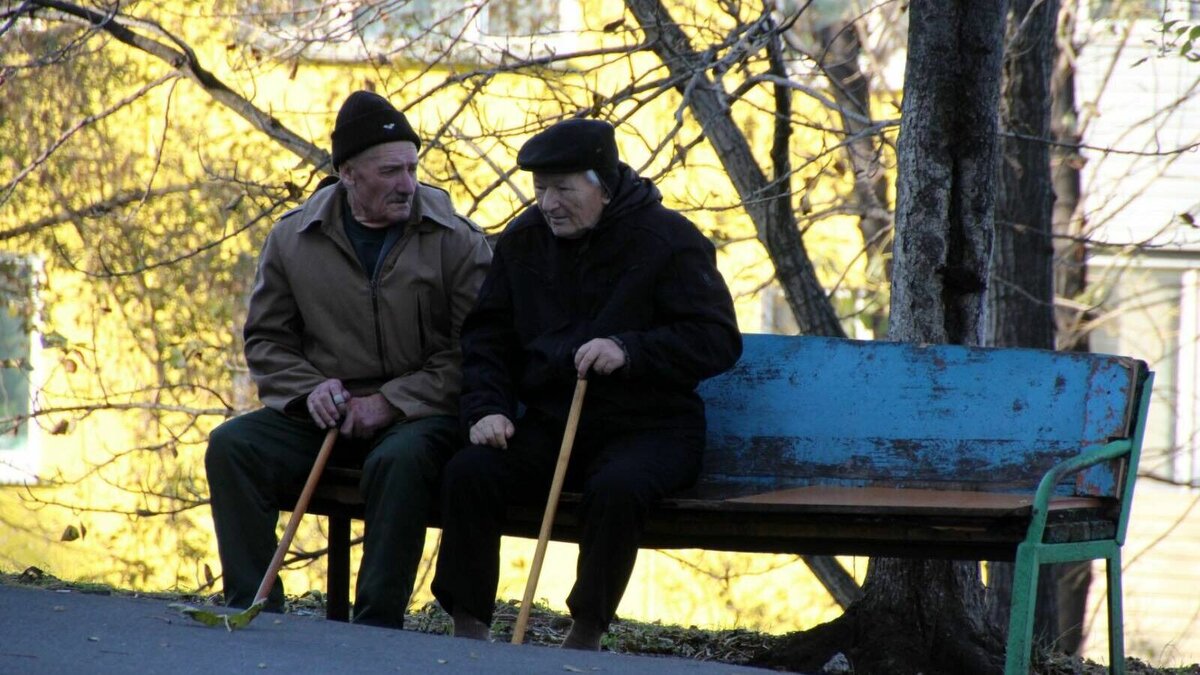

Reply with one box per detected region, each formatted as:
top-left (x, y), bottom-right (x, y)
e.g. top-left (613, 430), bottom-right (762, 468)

top-left (694, 334), bottom-right (1148, 499)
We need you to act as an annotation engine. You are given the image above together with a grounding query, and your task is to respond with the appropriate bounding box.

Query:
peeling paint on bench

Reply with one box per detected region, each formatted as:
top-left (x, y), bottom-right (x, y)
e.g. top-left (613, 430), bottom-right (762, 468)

top-left (696, 335), bottom-right (1142, 498)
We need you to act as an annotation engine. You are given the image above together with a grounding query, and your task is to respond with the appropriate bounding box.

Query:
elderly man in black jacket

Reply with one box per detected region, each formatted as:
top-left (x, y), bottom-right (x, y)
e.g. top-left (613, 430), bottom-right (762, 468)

top-left (431, 119), bottom-right (742, 650)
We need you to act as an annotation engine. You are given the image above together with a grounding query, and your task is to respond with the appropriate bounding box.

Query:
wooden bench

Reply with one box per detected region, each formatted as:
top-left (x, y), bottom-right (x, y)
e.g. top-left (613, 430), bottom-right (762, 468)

top-left (285, 334), bottom-right (1152, 675)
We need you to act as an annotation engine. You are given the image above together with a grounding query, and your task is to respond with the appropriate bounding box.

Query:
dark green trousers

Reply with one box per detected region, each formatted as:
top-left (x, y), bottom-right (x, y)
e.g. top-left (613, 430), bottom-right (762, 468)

top-left (205, 408), bottom-right (458, 628)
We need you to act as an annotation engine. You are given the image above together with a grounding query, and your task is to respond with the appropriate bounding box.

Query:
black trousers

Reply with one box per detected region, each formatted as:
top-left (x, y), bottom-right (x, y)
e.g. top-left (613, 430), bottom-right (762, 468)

top-left (205, 408), bottom-right (459, 627)
top-left (431, 411), bottom-right (702, 629)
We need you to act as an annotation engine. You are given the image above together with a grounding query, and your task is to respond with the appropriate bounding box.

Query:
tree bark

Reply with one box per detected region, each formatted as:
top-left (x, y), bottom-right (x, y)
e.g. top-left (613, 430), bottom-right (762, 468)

top-left (984, 0), bottom-right (1060, 650)
top-left (758, 3), bottom-right (1009, 672)
top-left (1048, 3), bottom-right (1093, 655)
top-left (1051, 2), bottom-right (1088, 355)
top-left (876, 1), bottom-right (1010, 666)
top-left (624, 0), bottom-right (845, 337)
top-left (988, 0), bottom-right (1058, 350)
top-left (813, 20), bottom-right (893, 339)
top-left (890, 0), bottom-right (1006, 347)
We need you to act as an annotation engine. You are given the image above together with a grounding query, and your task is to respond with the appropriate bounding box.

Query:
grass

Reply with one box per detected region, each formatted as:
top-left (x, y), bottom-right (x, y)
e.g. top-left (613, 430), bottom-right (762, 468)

top-left (3, 566), bottom-right (1197, 674)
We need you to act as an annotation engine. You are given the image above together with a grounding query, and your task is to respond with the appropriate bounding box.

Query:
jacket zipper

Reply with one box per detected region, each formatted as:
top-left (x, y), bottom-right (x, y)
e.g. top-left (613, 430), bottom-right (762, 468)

top-left (417, 295), bottom-right (427, 353)
top-left (370, 280), bottom-right (387, 375)
top-left (369, 226), bottom-right (413, 379)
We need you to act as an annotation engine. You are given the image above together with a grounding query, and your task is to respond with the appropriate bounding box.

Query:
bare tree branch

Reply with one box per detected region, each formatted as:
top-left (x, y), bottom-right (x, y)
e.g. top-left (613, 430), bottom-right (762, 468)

top-left (21, 0), bottom-right (329, 170)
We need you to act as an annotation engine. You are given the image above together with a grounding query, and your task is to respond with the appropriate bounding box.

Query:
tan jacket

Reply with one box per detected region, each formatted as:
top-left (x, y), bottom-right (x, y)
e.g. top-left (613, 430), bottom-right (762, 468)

top-left (244, 181), bottom-right (491, 419)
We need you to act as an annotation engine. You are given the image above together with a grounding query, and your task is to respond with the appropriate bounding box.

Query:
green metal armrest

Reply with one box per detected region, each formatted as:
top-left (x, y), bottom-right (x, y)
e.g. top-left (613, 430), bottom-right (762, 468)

top-left (1024, 438), bottom-right (1134, 545)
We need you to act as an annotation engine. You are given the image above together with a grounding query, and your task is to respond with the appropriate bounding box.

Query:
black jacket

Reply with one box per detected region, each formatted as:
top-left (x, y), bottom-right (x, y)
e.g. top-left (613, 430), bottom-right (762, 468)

top-left (460, 165), bottom-right (742, 433)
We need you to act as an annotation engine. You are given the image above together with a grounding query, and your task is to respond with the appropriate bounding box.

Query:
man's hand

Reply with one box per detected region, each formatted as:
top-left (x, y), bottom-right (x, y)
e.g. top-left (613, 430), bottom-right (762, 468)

top-left (470, 414), bottom-right (515, 449)
top-left (574, 338), bottom-right (627, 378)
top-left (339, 393), bottom-right (399, 439)
top-left (307, 379), bottom-right (351, 429)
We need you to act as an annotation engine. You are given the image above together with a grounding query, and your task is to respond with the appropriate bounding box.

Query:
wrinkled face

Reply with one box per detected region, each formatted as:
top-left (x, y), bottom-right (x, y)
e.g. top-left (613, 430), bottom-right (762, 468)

top-left (341, 141), bottom-right (418, 228)
top-left (532, 171), bottom-right (610, 239)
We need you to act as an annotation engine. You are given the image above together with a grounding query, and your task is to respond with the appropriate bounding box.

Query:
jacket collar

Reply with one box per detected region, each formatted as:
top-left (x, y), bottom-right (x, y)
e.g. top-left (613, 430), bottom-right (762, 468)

top-left (297, 181), bottom-right (459, 233)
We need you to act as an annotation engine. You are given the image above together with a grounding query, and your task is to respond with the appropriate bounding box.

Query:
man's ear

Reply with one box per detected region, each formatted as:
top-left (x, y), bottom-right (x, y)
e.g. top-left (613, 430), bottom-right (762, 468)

top-left (338, 161), bottom-right (356, 188)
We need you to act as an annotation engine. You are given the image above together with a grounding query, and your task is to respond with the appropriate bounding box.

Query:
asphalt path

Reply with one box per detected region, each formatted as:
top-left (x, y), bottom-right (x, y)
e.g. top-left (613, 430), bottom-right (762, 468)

top-left (0, 584), bottom-right (781, 675)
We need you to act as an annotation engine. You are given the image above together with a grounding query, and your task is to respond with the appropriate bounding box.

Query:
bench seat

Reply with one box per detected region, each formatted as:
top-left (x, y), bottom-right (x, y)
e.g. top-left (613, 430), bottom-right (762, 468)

top-left (278, 334), bottom-right (1152, 675)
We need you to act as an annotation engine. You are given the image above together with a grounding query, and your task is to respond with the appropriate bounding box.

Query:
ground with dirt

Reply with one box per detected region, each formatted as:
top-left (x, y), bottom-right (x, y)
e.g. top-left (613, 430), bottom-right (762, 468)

top-left (3, 567), bottom-right (1196, 675)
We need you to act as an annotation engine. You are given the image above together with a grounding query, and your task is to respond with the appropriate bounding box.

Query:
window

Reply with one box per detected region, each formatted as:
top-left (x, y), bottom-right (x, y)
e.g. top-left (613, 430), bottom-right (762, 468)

top-left (472, 0), bottom-right (571, 61)
top-left (1090, 260), bottom-right (1199, 486)
top-left (1089, 0), bottom-right (1200, 21)
top-left (356, 0), bottom-right (435, 46)
top-left (480, 0), bottom-right (559, 37)
top-left (240, 0), bottom-right (438, 61)
top-left (240, 0), bottom-right (572, 63)
top-left (0, 255), bottom-right (38, 484)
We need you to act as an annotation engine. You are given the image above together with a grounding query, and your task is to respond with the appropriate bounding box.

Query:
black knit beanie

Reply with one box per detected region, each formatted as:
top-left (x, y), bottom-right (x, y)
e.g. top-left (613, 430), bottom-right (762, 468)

top-left (517, 119), bottom-right (620, 194)
top-left (331, 91), bottom-right (421, 169)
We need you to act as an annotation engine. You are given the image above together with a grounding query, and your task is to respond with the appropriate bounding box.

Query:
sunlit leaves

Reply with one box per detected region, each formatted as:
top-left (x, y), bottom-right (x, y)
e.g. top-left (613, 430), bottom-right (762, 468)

top-left (1145, 20), bottom-right (1200, 63)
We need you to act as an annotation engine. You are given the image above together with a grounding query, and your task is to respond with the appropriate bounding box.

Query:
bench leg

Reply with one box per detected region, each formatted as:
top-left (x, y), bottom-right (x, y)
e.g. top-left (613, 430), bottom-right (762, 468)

top-left (327, 515), bottom-right (351, 622)
top-left (1106, 549), bottom-right (1126, 675)
top-left (1004, 542), bottom-right (1041, 675)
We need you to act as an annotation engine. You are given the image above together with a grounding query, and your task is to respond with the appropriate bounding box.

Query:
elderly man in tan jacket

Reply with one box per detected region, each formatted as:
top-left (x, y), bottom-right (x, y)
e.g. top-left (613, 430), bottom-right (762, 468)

top-left (205, 91), bottom-right (491, 628)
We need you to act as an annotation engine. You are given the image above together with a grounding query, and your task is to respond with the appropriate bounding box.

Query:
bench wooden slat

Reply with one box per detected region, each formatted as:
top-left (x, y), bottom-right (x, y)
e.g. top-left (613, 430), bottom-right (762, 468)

top-left (697, 335), bottom-right (1142, 498)
top-left (495, 496), bottom-right (1116, 561)
top-left (723, 485), bottom-right (1105, 516)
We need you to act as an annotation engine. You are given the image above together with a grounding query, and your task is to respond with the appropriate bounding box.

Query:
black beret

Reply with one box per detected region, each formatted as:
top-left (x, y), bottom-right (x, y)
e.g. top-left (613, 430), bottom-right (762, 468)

top-left (517, 119), bottom-right (619, 186)
top-left (331, 91), bottom-right (421, 169)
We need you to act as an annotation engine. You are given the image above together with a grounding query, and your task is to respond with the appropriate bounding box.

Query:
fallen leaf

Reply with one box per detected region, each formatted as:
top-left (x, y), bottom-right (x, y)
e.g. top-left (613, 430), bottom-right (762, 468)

top-left (170, 604), bottom-right (225, 628)
top-left (225, 602), bottom-right (264, 630)
top-left (19, 566), bottom-right (45, 582)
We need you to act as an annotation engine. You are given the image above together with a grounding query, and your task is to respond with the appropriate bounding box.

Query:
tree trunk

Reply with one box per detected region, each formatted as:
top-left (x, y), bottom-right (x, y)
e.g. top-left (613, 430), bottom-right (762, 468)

top-left (623, 0), bottom-right (864, 609)
top-left (984, 0), bottom-right (1060, 649)
top-left (890, 0), bottom-right (1006, 347)
top-left (1051, 2), bottom-right (1089, 355)
top-left (813, 21), bottom-right (893, 336)
top-left (988, 0), bottom-right (1058, 350)
top-left (757, 2), bottom-right (1009, 672)
top-left (1048, 3), bottom-right (1094, 655)
top-left (624, 0), bottom-right (845, 337)
top-left (985, 2), bottom-right (1095, 652)
top-left (877, 0), bottom-right (1009, 662)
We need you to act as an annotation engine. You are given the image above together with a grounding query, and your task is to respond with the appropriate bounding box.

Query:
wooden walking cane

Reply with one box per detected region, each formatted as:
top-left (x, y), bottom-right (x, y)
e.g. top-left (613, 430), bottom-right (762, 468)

top-left (511, 377), bottom-right (588, 645)
top-left (176, 427), bottom-right (338, 630)
top-left (252, 426), bottom-right (339, 607)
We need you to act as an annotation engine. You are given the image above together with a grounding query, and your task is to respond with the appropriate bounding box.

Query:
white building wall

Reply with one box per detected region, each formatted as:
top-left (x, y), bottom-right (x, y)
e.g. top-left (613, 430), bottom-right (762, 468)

top-left (1077, 0), bottom-right (1200, 666)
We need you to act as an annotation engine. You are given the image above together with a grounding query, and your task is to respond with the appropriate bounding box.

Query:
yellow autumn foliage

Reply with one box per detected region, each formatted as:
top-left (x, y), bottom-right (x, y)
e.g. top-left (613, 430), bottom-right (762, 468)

top-left (1, 0), bottom-right (887, 634)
